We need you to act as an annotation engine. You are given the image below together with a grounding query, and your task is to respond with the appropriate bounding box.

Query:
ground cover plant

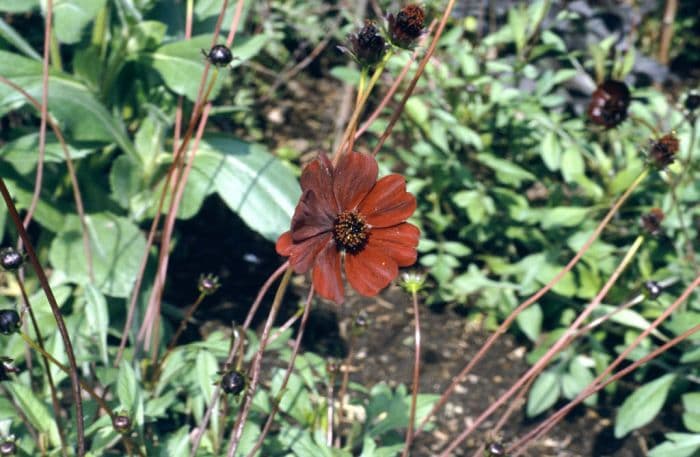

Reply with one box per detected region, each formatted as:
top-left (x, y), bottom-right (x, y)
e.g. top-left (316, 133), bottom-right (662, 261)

top-left (0, 0), bottom-right (699, 456)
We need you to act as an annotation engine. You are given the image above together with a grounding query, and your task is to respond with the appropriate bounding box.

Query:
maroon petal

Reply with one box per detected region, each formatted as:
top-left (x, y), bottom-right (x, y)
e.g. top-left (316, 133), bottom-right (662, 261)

top-left (369, 223), bottom-right (420, 266)
top-left (300, 153), bottom-right (338, 214)
top-left (291, 189), bottom-right (335, 242)
top-left (359, 175), bottom-right (416, 227)
top-left (344, 244), bottom-right (398, 297)
top-left (276, 231), bottom-right (293, 256)
top-left (333, 151), bottom-right (378, 211)
top-left (288, 233), bottom-right (331, 274)
top-left (312, 240), bottom-right (344, 303)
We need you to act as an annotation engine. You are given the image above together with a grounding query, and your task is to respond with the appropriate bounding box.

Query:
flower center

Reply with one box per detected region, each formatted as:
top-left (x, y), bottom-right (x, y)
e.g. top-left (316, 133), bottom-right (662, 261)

top-left (333, 210), bottom-right (369, 253)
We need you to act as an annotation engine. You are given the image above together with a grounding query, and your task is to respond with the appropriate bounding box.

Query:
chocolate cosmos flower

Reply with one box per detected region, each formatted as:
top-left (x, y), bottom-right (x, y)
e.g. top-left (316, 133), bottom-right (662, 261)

top-left (276, 151), bottom-right (419, 303)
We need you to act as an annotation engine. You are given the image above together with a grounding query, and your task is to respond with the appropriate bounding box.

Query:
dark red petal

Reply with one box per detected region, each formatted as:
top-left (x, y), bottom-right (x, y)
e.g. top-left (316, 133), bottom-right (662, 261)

top-left (333, 151), bottom-right (378, 211)
top-left (276, 231), bottom-right (293, 256)
top-left (288, 233), bottom-right (331, 274)
top-left (312, 241), bottom-right (344, 303)
top-left (300, 153), bottom-right (338, 214)
top-left (359, 174), bottom-right (416, 227)
top-left (369, 223), bottom-right (420, 266)
top-left (290, 189), bottom-right (335, 242)
top-left (344, 244), bottom-right (398, 297)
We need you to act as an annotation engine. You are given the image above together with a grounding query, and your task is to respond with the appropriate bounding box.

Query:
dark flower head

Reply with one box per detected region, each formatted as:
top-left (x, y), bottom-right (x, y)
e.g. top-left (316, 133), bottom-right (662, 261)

top-left (387, 5), bottom-right (425, 49)
top-left (340, 21), bottom-right (387, 68)
top-left (198, 273), bottom-right (221, 296)
top-left (586, 79), bottom-right (631, 128)
top-left (685, 92), bottom-right (700, 112)
top-left (643, 280), bottom-right (662, 300)
top-left (276, 151), bottom-right (419, 304)
top-left (202, 44), bottom-right (233, 67)
top-left (641, 208), bottom-right (664, 236)
top-left (0, 310), bottom-right (20, 335)
top-left (0, 357), bottom-right (19, 382)
top-left (0, 247), bottom-right (23, 272)
top-left (0, 437), bottom-right (16, 456)
top-left (485, 442), bottom-right (507, 456)
top-left (648, 133), bottom-right (679, 169)
top-left (112, 413), bottom-right (131, 434)
top-left (221, 370), bottom-right (246, 396)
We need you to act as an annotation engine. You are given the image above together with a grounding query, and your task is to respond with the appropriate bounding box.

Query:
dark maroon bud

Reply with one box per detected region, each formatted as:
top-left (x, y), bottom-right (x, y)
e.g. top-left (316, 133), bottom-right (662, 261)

top-left (0, 247), bottom-right (23, 272)
top-left (586, 80), bottom-right (631, 128)
top-left (0, 310), bottom-right (20, 335)
top-left (643, 280), bottom-right (662, 300)
top-left (202, 44), bottom-right (233, 67)
top-left (685, 93), bottom-right (700, 112)
top-left (112, 413), bottom-right (132, 434)
top-left (387, 5), bottom-right (425, 49)
top-left (0, 357), bottom-right (20, 382)
top-left (198, 273), bottom-right (221, 296)
top-left (648, 133), bottom-right (680, 169)
top-left (640, 208), bottom-right (664, 236)
top-left (342, 21), bottom-right (387, 67)
top-left (486, 441), bottom-right (507, 456)
top-left (0, 438), bottom-right (17, 456)
top-left (221, 370), bottom-right (246, 396)
top-left (326, 358), bottom-right (340, 375)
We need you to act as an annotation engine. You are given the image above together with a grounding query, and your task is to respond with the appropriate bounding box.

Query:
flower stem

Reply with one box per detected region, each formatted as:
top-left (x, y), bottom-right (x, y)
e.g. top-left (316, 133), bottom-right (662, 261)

top-left (417, 167), bottom-right (650, 436)
top-left (226, 267), bottom-right (294, 456)
top-left (402, 288), bottom-right (422, 457)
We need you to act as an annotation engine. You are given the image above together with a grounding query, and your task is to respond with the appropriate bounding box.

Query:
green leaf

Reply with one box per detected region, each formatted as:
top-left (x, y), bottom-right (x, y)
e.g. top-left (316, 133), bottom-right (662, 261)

top-left (682, 392), bottom-right (700, 433)
top-left (53, 0), bottom-right (106, 44)
top-left (540, 131), bottom-right (561, 170)
top-left (5, 382), bottom-right (61, 446)
top-left (83, 284), bottom-right (110, 365)
top-left (615, 374), bottom-right (676, 438)
top-left (540, 207), bottom-right (589, 229)
top-left (0, 51), bottom-right (138, 161)
top-left (475, 153), bottom-right (535, 186)
top-left (561, 357), bottom-right (596, 405)
top-left (195, 134), bottom-right (301, 241)
top-left (527, 371), bottom-right (561, 417)
top-left (0, 132), bottom-right (94, 174)
top-left (561, 147), bottom-right (584, 182)
top-left (648, 433), bottom-right (700, 457)
top-left (516, 303), bottom-right (542, 342)
top-left (0, 16), bottom-right (41, 59)
top-left (146, 34), bottom-right (267, 101)
top-left (117, 360), bottom-right (138, 413)
top-left (0, 0), bottom-right (38, 12)
top-left (49, 213), bottom-right (148, 297)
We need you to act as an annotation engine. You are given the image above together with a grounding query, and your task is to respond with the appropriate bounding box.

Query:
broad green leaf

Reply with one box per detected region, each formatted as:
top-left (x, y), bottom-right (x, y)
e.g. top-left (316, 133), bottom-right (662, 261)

top-left (195, 135), bottom-right (301, 241)
top-left (49, 213), bottom-right (148, 297)
top-left (117, 360), bottom-right (138, 414)
top-left (648, 433), bottom-right (700, 457)
top-left (561, 147), bottom-right (584, 182)
top-left (0, 132), bottom-right (94, 174)
top-left (540, 131), bottom-right (561, 170)
top-left (683, 392), bottom-right (700, 432)
top-left (527, 371), bottom-right (561, 417)
top-left (53, 0), bottom-right (106, 44)
top-left (0, 51), bottom-right (138, 161)
top-left (5, 382), bottom-right (61, 446)
top-left (147, 34), bottom-right (268, 101)
top-left (0, 17), bottom-right (41, 59)
top-left (83, 284), bottom-right (109, 365)
top-left (615, 374), bottom-right (675, 438)
top-left (561, 357), bottom-right (596, 405)
top-left (475, 153), bottom-right (535, 186)
top-left (0, 0), bottom-right (38, 12)
top-left (516, 303), bottom-right (542, 342)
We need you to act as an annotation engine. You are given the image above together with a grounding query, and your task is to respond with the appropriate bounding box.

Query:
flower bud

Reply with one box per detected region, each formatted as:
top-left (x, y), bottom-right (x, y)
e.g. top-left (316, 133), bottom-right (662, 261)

top-left (202, 44), bottom-right (233, 67)
top-left (640, 208), bottom-right (664, 237)
top-left (387, 5), bottom-right (425, 49)
top-left (586, 80), bottom-right (630, 128)
top-left (221, 370), bottom-right (246, 396)
top-left (685, 92), bottom-right (700, 112)
top-left (341, 21), bottom-right (387, 68)
top-left (0, 438), bottom-right (16, 456)
top-left (643, 280), bottom-right (662, 300)
top-left (0, 357), bottom-right (19, 382)
top-left (485, 441), bottom-right (506, 456)
top-left (0, 247), bottom-right (23, 272)
top-left (0, 310), bottom-right (20, 335)
top-left (198, 273), bottom-right (221, 296)
top-left (112, 413), bottom-right (132, 434)
top-left (648, 133), bottom-right (679, 169)
top-left (400, 271), bottom-right (426, 294)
